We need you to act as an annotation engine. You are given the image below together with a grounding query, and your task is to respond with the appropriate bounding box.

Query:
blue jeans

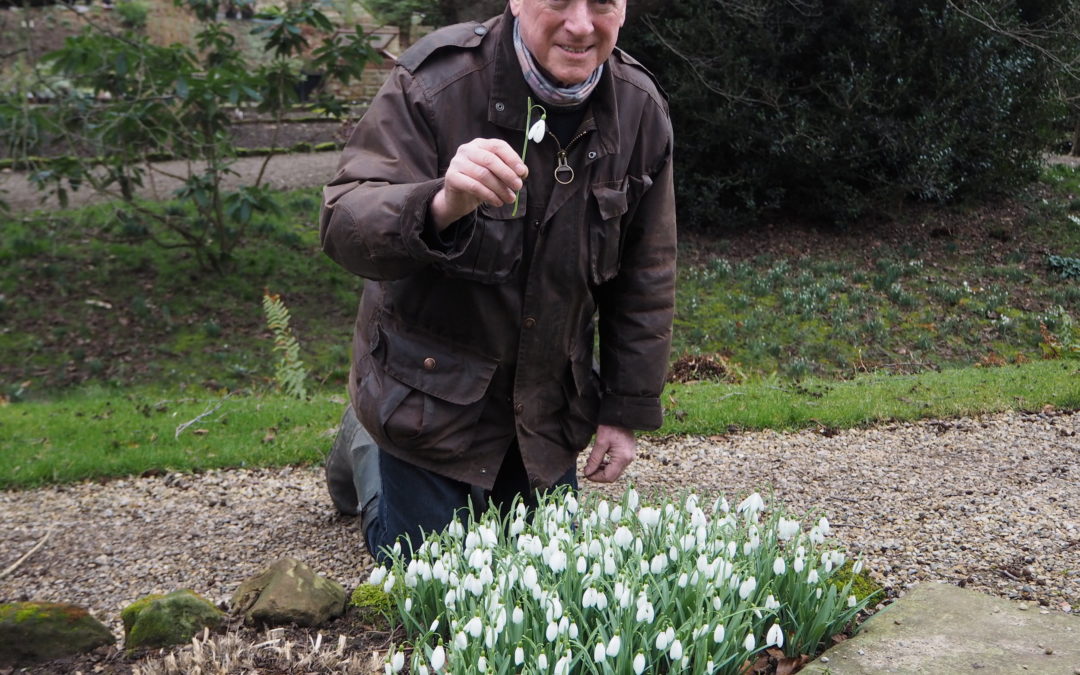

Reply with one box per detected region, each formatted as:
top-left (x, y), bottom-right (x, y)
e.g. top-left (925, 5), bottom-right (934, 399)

top-left (365, 441), bottom-right (577, 564)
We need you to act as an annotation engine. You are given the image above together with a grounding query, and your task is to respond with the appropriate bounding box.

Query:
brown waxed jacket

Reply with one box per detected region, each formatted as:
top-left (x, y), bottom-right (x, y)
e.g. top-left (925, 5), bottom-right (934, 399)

top-left (320, 6), bottom-right (676, 490)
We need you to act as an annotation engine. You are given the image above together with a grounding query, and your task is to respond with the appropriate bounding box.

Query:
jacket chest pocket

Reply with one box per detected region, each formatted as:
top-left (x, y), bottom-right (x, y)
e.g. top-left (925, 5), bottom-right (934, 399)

top-left (436, 189), bottom-right (526, 284)
top-left (357, 325), bottom-right (499, 457)
top-left (588, 181), bottom-right (629, 285)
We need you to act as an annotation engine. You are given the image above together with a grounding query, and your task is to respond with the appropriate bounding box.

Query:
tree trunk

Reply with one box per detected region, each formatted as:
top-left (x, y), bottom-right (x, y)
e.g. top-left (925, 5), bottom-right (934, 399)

top-left (1071, 117), bottom-right (1080, 157)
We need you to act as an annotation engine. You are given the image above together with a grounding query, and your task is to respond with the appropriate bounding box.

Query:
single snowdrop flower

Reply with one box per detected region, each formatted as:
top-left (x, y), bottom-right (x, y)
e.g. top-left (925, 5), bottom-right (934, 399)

top-left (744, 632), bottom-right (756, 652)
top-left (512, 605), bottom-right (524, 625)
top-left (453, 632), bottom-right (468, 650)
top-left (773, 557), bottom-right (787, 575)
top-left (737, 492), bottom-right (765, 517)
top-left (818, 516), bottom-right (831, 535)
top-left (430, 645), bottom-right (446, 672)
top-left (390, 650), bottom-right (405, 673)
top-left (404, 598), bottom-right (412, 613)
top-left (853, 558), bottom-right (865, 574)
top-left (627, 488), bottom-right (640, 511)
top-left (527, 116), bottom-right (547, 143)
top-left (848, 594), bottom-right (858, 608)
top-left (794, 557), bottom-right (806, 574)
top-left (670, 639), bottom-right (683, 661)
top-left (765, 594), bottom-right (781, 611)
top-left (465, 617), bottom-right (482, 638)
top-left (807, 569), bottom-right (820, 584)
top-left (713, 624), bottom-right (725, 643)
top-left (537, 653), bottom-right (548, 671)
top-left (767, 623), bottom-right (784, 648)
top-left (607, 633), bottom-right (622, 657)
top-left (594, 642), bottom-right (607, 663)
top-left (738, 576), bottom-right (757, 600)
top-left (632, 653), bottom-right (646, 675)
top-left (368, 566), bottom-right (387, 586)
top-left (514, 646), bottom-right (524, 665)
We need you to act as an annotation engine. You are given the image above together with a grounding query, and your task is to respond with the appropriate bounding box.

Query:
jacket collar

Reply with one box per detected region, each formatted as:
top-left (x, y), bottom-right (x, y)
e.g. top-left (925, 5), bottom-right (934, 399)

top-left (487, 5), bottom-right (620, 157)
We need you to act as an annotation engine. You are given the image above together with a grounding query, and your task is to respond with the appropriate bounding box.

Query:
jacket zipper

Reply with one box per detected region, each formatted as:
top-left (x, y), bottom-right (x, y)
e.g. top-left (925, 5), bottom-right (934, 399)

top-left (548, 129), bottom-right (590, 185)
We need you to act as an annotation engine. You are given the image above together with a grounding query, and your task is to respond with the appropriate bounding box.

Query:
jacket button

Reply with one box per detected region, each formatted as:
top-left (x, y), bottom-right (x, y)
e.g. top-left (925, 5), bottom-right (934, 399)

top-left (514, 402), bottom-right (524, 415)
top-left (474, 25), bottom-right (488, 36)
top-left (423, 357), bottom-right (436, 370)
top-left (495, 102), bottom-right (505, 112)
top-left (523, 317), bottom-right (536, 329)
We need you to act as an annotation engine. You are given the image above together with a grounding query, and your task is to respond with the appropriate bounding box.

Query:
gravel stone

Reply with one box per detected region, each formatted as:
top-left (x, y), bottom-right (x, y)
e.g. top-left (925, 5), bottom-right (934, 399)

top-left (1, 409), bottom-right (1077, 637)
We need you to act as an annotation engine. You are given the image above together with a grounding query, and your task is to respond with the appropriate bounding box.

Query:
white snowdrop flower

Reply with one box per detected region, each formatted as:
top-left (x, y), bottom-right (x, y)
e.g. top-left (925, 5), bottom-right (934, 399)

top-left (368, 567), bottom-right (388, 586)
top-left (670, 639), bottom-right (683, 661)
top-left (485, 626), bottom-right (496, 650)
top-left (558, 616), bottom-right (569, 635)
top-left (509, 517), bottom-right (525, 537)
top-left (447, 520), bottom-right (464, 538)
top-left (512, 605), bottom-right (524, 624)
top-left (404, 598), bottom-right (413, 613)
top-left (816, 587), bottom-right (823, 599)
top-left (468, 548), bottom-right (486, 570)
top-left (595, 591), bottom-right (609, 611)
top-left (588, 538), bottom-right (603, 558)
top-left (690, 508), bottom-right (708, 529)
top-left (765, 594), bottom-right (781, 611)
top-left (668, 545), bottom-right (679, 563)
top-left (613, 526), bottom-right (633, 549)
top-left (444, 588), bottom-right (457, 609)
top-left (610, 505), bottom-right (623, 522)
top-left (598, 500), bottom-right (610, 522)
top-left (727, 541), bottom-right (738, 558)
top-left (523, 565), bottom-right (539, 590)
top-left (569, 622), bottom-right (579, 639)
top-left (429, 619), bottom-right (440, 632)
top-left (831, 550), bottom-right (846, 567)
top-left (685, 493), bottom-right (699, 512)
top-left (739, 576), bottom-right (757, 600)
top-left (807, 569), bottom-right (820, 584)
top-left (382, 572), bottom-right (396, 594)
top-left (825, 558), bottom-right (834, 573)
top-left (848, 595), bottom-right (858, 608)
top-left (417, 665), bottom-right (429, 675)
top-left (713, 624), bottom-right (725, 643)
top-left (546, 620), bottom-right (559, 642)
top-left (478, 656), bottom-right (488, 671)
top-left (777, 517), bottom-right (800, 541)
top-left (480, 524), bottom-right (498, 548)
top-left (554, 653), bottom-right (570, 675)
top-left (706, 661), bottom-right (715, 672)
top-left (633, 653), bottom-right (646, 675)
top-left (538, 653), bottom-right (548, 671)
top-left (465, 616), bottom-right (482, 638)
top-left (655, 628), bottom-right (672, 651)
top-left (737, 492), bottom-right (765, 516)
top-left (633, 537), bottom-right (644, 556)
top-left (773, 557), bottom-right (787, 575)
top-left (392, 541), bottom-right (401, 556)
top-left (794, 557), bottom-right (805, 573)
top-left (681, 533), bottom-right (697, 552)
top-left (853, 558), bottom-right (864, 574)
top-left (566, 494), bottom-right (579, 515)
top-left (744, 633), bottom-right (756, 652)
top-left (650, 552), bottom-right (668, 575)
top-left (809, 527), bottom-right (825, 545)
top-left (389, 650), bottom-right (405, 673)
top-left (627, 488), bottom-right (640, 512)
top-left (637, 507), bottom-right (661, 528)
top-left (714, 496), bottom-right (730, 513)
top-left (582, 587), bottom-right (596, 608)
top-left (767, 623), bottom-right (784, 648)
top-left (818, 516), bottom-right (831, 535)
top-left (464, 530), bottom-right (480, 553)
top-left (516, 502), bottom-right (528, 518)
top-left (527, 117), bottom-right (547, 144)
top-left (677, 572), bottom-right (689, 588)
top-left (479, 565), bottom-right (494, 587)
top-left (594, 642), bottom-right (607, 663)
top-left (576, 556), bottom-right (587, 574)
top-left (693, 624), bottom-right (709, 640)
top-left (607, 633), bottom-right (622, 657)
top-left (712, 596), bottom-right (723, 611)
top-left (514, 646), bottom-right (524, 665)
top-left (430, 645), bottom-right (446, 672)
top-left (604, 552), bottom-right (617, 576)
top-left (432, 559), bottom-right (448, 583)
top-left (635, 599), bottom-right (655, 624)
top-left (454, 631), bottom-right (468, 650)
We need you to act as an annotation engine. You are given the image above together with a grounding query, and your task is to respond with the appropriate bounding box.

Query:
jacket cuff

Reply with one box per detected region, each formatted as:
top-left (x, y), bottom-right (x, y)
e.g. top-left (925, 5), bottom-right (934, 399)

top-left (597, 393), bottom-right (664, 431)
top-left (402, 179), bottom-right (476, 260)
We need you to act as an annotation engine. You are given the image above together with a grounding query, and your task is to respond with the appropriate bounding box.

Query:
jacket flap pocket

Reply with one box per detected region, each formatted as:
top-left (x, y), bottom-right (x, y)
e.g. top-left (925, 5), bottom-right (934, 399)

top-left (378, 326), bottom-right (499, 405)
top-left (591, 182), bottom-right (628, 221)
top-left (478, 185), bottom-right (527, 221)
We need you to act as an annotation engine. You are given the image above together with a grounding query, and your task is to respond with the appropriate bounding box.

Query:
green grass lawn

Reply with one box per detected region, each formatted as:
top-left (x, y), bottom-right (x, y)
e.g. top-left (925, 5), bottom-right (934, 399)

top-left (0, 166), bottom-right (1078, 487)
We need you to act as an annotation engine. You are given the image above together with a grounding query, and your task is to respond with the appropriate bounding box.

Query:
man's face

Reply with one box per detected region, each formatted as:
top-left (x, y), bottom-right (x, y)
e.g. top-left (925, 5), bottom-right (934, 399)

top-left (510, 0), bottom-right (626, 86)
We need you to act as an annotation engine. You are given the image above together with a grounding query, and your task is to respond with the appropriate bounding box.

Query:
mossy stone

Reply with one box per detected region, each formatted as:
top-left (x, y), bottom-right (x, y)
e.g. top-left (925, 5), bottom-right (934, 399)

top-left (829, 561), bottom-right (885, 603)
top-left (231, 557), bottom-right (347, 627)
top-left (349, 583), bottom-right (391, 626)
top-left (122, 590), bottom-right (224, 651)
top-left (0, 601), bottom-right (114, 666)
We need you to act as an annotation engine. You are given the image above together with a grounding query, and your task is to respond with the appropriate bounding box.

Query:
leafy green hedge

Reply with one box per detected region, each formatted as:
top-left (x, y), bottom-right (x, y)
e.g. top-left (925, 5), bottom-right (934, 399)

top-left (623, 0), bottom-right (1066, 226)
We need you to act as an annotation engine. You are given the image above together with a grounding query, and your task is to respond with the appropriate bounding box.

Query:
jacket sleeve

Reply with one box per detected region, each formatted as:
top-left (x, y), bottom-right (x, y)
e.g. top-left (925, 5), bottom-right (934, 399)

top-left (595, 135), bottom-right (677, 431)
top-left (320, 67), bottom-right (475, 281)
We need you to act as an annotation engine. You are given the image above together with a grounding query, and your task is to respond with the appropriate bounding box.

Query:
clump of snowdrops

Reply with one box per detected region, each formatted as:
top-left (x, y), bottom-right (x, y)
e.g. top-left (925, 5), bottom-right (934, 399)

top-left (368, 486), bottom-right (875, 674)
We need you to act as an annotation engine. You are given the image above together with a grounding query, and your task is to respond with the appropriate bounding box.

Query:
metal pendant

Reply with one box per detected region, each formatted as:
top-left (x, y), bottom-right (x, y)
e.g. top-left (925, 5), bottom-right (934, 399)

top-left (554, 151), bottom-right (574, 185)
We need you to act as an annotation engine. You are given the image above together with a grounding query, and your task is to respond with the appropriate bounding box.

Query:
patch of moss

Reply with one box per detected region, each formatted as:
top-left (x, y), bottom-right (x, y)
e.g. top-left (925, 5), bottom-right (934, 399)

top-left (120, 593), bottom-right (164, 634)
top-left (829, 561), bottom-right (884, 603)
top-left (349, 583), bottom-right (391, 626)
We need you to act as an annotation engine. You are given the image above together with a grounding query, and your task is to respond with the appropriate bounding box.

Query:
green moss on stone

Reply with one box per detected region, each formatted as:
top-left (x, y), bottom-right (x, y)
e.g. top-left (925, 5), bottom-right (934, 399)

top-left (123, 590), bottom-right (224, 651)
top-left (829, 561), bottom-right (884, 603)
top-left (349, 583), bottom-right (391, 626)
top-left (120, 593), bottom-right (164, 634)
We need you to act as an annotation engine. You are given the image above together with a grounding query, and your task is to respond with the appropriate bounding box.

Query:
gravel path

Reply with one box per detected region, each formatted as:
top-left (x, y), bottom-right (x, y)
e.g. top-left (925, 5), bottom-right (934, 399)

top-left (2, 408), bottom-right (1077, 638)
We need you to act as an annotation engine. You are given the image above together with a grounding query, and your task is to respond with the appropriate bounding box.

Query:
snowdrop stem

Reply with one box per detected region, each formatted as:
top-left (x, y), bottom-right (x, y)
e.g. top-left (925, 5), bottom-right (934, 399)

top-left (512, 97), bottom-right (546, 217)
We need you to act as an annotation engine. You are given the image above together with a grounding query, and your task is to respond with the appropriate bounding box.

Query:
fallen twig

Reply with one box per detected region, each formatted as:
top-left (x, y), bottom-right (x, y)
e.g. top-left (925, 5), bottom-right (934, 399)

top-left (174, 395), bottom-right (231, 439)
top-left (0, 529), bottom-right (52, 580)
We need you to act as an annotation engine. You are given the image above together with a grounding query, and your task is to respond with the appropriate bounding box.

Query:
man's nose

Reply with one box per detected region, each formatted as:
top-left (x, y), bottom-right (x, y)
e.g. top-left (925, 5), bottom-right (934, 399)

top-left (562, 0), bottom-right (593, 35)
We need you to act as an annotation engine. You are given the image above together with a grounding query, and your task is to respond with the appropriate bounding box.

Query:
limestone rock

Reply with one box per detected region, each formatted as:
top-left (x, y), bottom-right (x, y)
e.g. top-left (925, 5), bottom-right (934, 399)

top-left (232, 557), bottom-right (347, 627)
top-left (0, 601), bottom-right (114, 666)
top-left (121, 589), bottom-right (224, 650)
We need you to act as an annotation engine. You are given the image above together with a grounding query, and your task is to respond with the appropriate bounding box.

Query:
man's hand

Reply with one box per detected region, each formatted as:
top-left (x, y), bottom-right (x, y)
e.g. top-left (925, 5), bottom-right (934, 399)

top-left (583, 425), bottom-right (636, 483)
top-left (430, 138), bottom-right (528, 231)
